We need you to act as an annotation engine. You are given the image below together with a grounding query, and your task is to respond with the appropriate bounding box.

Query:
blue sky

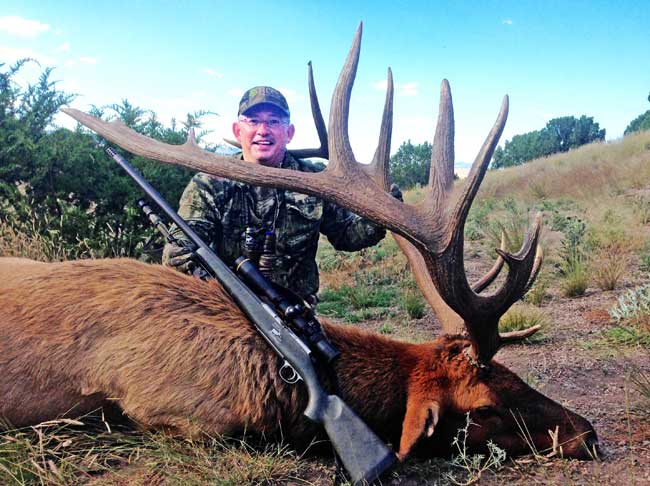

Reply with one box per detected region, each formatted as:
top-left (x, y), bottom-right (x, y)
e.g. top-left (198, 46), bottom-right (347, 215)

top-left (2, 1), bottom-right (648, 169)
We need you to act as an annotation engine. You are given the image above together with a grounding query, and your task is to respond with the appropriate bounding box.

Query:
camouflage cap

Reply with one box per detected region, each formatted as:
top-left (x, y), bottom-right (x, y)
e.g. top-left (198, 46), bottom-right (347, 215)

top-left (238, 86), bottom-right (290, 117)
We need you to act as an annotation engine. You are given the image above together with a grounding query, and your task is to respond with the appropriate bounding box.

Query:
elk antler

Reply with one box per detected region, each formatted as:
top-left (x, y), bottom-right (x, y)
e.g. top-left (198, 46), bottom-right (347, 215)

top-left (62, 22), bottom-right (541, 364)
top-left (224, 61), bottom-right (329, 160)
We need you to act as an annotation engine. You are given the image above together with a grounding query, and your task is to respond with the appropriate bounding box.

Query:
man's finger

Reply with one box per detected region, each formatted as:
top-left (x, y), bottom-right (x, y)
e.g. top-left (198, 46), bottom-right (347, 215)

top-left (168, 245), bottom-right (193, 258)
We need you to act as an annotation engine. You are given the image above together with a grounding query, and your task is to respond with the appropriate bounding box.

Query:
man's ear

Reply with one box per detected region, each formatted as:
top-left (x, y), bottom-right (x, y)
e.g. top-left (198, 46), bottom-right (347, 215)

top-left (286, 123), bottom-right (295, 143)
top-left (232, 121), bottom-right (242, 141)
top-left (398, 398), bottom-right (440, 461)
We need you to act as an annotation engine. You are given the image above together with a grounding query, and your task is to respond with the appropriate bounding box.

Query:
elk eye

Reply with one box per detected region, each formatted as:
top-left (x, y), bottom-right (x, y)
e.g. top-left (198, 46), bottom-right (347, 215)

top-left (474, 406), bottom-right (497, 417)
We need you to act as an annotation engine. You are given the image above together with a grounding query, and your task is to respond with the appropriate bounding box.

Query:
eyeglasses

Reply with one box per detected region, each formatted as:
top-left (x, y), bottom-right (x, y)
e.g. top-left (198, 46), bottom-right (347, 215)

top-left (238, 116), bottom-right (289, 129)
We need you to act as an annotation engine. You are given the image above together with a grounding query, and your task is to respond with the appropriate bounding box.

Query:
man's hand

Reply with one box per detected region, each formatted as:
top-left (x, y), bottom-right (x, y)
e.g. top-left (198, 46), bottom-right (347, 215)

top-left (163, 242), bottom-right (197, 274)
top-left (390, 183), bottom-right (403, 202)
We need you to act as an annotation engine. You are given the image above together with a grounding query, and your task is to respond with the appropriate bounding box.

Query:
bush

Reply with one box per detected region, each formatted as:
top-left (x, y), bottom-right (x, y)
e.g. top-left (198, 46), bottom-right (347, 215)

top-left (558, 217), bottom-right (589, 297)
top-left (524, 273), bottom-right (550, 306)
top-left (591, 243), bottom-right (631, 291)
top-left (608, 285), bottom-right (650, 347)
top-left (0, 61), bottom-right (204, 261)
top-left (609, 284), bottom-right (650, 328)
top-left (400, 289), bottom-right (426, 319)
top-left (499, 305), bottom-right (546, 341)
top-left (483, 198), bottom-right (530, 252)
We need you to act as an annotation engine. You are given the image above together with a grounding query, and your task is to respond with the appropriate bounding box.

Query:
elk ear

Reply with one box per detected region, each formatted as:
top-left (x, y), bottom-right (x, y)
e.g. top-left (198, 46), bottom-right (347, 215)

top-left (398, 398), bottom-right (441, 460)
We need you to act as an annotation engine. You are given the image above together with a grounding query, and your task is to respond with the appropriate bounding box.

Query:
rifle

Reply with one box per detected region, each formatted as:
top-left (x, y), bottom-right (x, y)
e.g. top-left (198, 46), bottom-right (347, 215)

top-left (106, 146), bottom-right (397, 485)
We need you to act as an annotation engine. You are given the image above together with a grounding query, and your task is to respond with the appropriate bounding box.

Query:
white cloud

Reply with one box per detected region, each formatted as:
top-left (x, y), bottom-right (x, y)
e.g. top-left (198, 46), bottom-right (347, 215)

top-left (228, 88), bottom-right (244, 98)
top-left (399, 82), bottom-right (418, 97)
top-left (0, 16), bottom-right (49, 37)
top-left (0, 45), bottom-right (55, 65)
top-left (79, 56), bottom-right (97, 65)
top-left (372, 79), bottom-right (418, 97)
top-left (64, 59), bottom-right (76, 67)
top-left (57, 42), bottom-right (70, 52)
top-left (502, 19), bottom-right (513, 25)
top-left (202, 68), bottom-right (223, 78)
top-left (372, 80), bottom-right (387, 91)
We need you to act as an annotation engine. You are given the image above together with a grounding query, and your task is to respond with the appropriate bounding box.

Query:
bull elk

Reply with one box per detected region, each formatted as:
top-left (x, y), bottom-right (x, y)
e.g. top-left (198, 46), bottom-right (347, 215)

top-left (1, 23), bottom-right (597, 467)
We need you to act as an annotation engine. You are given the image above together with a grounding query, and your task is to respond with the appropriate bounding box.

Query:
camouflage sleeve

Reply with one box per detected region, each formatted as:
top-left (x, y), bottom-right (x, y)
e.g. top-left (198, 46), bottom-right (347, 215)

top-left (319, 201), bottom-right (386, 251)
top-left (162, 173), bottom-right (223, 265)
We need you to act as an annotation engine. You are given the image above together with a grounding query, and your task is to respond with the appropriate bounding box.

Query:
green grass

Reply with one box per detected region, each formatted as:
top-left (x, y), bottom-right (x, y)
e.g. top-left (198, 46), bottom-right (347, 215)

top-left (605, 325), bottom-right (650, 348)
top-left (399, 289), bottom-right (426, 319)
top-left (498, 305), bottom-right (547, 342)
top-left (318, 284), bottom-right (398, 322)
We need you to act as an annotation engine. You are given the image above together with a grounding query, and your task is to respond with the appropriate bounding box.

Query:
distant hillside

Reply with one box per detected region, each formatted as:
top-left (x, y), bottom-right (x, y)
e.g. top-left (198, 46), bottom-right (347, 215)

top-left (479, 131), bottom-right (650, 203)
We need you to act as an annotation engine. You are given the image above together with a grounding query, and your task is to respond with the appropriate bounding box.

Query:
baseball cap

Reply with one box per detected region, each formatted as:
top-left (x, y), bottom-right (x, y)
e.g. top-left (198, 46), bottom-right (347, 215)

top-left (238, 86), bottom-right (290, 117)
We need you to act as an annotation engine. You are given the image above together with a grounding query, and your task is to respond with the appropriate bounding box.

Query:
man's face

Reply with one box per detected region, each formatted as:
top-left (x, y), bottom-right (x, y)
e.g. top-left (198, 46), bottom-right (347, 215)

top-left (232, 105), bottom-right (295, 167)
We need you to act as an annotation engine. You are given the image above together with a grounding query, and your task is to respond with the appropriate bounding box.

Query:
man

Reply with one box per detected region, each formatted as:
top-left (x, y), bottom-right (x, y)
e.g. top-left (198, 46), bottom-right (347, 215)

top-left (163, 86), bottom-right (393, 301)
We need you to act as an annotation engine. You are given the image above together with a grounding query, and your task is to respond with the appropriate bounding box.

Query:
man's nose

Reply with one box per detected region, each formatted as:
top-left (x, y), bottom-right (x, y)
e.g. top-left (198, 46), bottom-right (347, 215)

top-left (256, 121), bottom-right (271, 134)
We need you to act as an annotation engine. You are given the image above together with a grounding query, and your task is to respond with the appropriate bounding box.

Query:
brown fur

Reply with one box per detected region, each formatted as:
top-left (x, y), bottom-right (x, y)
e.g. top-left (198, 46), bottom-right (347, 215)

top-left (0, 257), bottom-right (597, 459)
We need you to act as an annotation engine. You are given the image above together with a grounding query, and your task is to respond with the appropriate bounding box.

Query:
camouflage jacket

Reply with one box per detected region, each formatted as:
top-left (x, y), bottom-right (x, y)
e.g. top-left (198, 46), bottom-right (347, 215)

top-left (163, 152), bottom-right (386, 298)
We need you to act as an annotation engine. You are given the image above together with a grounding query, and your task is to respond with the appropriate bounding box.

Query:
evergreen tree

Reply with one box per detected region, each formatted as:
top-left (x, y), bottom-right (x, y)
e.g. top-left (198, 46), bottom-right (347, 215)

top-left (624, 91), bottom-right (650, 135)
top-left (389, 140), bottom-right (432, 189)
top-left (491, 116), bottom-right (605, 169)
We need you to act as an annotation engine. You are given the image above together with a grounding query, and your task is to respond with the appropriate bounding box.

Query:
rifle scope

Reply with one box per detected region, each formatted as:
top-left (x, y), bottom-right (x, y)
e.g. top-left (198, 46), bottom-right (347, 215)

top-left (235, 257), bottom-right (340, 364)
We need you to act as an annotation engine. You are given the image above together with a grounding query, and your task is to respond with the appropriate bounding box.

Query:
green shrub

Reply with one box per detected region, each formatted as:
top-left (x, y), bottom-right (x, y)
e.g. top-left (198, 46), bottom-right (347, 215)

top-left (400, 289), bottom-right (426, 319)
top-left (524, 271), bottom-right (550, 306)
top-left (559, 217), bottom-right (589, 297)
top-left (378, 323), bottom-right (395, 334)
top-left (561, 265), bottom-right (590, 297)
top-left (483, 198), bottom-right (530, 253)
top-left (498, 305), bottom-right (546, 341)
top-left (465, 199), bottom-right (497, 242)
top-left (444, 414), bottom-right (507, 485)
top-left (608, 285), bottom-right (650, 347)
top-left (609, 284), bottom-right (650, 326)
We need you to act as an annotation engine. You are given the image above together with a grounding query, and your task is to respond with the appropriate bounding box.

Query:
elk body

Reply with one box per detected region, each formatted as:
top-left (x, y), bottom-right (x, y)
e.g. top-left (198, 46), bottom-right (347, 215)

top-left (0, 257), bottom-right (596, 459)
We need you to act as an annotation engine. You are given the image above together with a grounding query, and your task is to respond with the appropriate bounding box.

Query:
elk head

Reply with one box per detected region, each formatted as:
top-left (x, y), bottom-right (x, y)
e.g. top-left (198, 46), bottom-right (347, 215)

top-left (63, 23), bottom-right (597, 460)
top-left (390, 335), bottom-right (597, 460)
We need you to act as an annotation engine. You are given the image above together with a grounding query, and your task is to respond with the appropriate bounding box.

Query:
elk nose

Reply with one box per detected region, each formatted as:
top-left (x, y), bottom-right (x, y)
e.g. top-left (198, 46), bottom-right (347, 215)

top-left (568, 430), bottom-right (599, 460)
top-left (581, 434), bottom-right (600, 459)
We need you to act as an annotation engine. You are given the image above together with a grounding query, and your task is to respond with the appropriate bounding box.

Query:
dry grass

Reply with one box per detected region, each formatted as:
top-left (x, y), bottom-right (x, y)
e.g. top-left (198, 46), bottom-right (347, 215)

top-left (478, 131), bottom-right (650, 205)
top-left (0, 220), bottom-right (65, 262)
top-left (0, 414), bottom-right (310, 486)
top-left (592, 242), bottom-right (633, 291)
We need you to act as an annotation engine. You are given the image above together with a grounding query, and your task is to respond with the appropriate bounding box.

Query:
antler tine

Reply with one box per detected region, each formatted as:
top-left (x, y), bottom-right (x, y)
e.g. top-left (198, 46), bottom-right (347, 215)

top-left (449, 95), bottom-right (508, 245)
top-left (288, 61), bottom-right (329, 160)
top-left (363, 67), bottom-right (394, 190)
top-left (327, 22), bottom-right (363, 174)
top-left (472, 232), bottom-right (506, 294)
top-left (466, 213), bottom-right (542, 362)
top-left (524, 244), bottom-right (544, 294)
top-left (427, 79), bottom-right (455, 203)
top-left (420, 90), bottom-right (548, 363)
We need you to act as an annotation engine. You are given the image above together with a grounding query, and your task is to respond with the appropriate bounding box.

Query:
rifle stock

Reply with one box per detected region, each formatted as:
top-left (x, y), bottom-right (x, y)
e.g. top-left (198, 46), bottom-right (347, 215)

top-left (321, 395), bottom-right (397, 485)
top-left (107, 147), bottom-right (396, 485)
